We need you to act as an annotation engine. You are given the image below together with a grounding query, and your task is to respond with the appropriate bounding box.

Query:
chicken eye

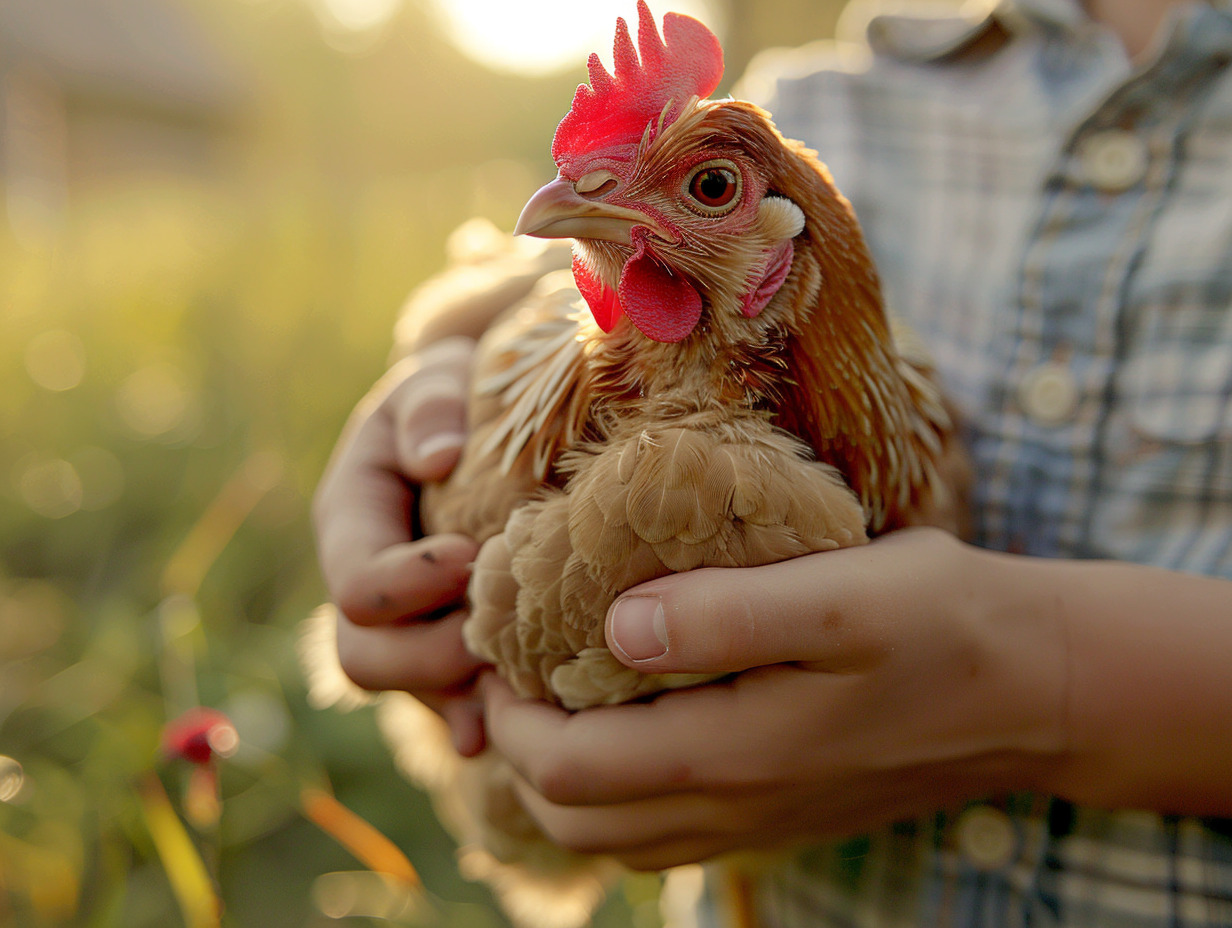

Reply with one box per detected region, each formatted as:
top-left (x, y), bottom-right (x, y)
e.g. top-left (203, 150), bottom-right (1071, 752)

top-left (685, 161), bottom-right (741, 214)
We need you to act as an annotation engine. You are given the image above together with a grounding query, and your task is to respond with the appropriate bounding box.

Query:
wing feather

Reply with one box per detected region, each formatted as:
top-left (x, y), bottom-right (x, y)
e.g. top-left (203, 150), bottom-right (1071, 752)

top-left (624, 429), bottom-right (725, 545)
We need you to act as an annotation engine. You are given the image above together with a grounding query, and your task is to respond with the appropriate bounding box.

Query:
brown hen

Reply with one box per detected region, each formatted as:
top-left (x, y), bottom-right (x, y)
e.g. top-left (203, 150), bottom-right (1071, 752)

top-left (307, 4), bottom-right (966, 925)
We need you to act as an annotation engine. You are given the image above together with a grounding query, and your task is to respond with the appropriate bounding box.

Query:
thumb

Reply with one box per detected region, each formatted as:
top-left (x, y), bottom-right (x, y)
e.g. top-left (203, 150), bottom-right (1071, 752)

top-left (604, 551), bottom-right (876, 674)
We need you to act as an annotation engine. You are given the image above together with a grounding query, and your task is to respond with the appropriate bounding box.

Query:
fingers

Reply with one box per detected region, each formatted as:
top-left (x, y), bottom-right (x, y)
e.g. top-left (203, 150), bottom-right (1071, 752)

top-left (481, 676), bottom-right (740, 867)
top-left (437, 697), bottom-right (487, 758)
top-left (482, 670), bottom-right (804, 806)
top-left (313, 338), bottom-right (477, 619)
top-left (604, 529), bottom-right (956, 675)
top-left (386, 338), bottom-right (474, 482)
top-left (509, 776), bottom-right (743, 870)
top-left (312, 339), bottom-right (490, 755)
top-left (333, 589), bottom-right (491, 757)
top-left (336, 608), bottom-right (485, 692)
top-left (482, 671), bottom-right (807, 868)
top-left (600, 836), bottom-right (736, 873)
top-left (313, 409), bottom-right (419, 605)
top-left (332, 532), bottom-right (477, 627)
top-left (602, 551), bottom-right (862, 674)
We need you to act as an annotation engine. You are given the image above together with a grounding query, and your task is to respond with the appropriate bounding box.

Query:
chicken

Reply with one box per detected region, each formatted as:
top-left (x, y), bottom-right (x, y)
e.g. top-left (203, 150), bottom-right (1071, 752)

top-left (305, 4), bottom-right (966, 925)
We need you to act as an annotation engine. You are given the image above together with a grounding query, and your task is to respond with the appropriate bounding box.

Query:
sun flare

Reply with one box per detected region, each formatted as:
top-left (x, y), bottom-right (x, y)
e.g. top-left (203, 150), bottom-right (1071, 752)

top-left (427, 0), bottom-right (722, 76)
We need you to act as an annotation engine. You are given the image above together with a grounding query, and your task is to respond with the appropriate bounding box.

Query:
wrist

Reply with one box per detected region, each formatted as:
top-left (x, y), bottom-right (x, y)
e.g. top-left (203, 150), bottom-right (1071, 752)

top-left (959, 545), bottom-right (1073, 796)
top-left (1039, 561), bottom-right (1232, 815)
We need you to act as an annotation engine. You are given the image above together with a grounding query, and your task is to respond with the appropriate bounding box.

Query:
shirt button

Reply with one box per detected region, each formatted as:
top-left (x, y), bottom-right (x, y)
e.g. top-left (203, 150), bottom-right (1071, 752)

top-left (1078, 129), bottom-right (1149, 192)
top-left (1018, 362), bottom-right (1079, 427)
top-left (956, 805), bottom-right (1019, 871)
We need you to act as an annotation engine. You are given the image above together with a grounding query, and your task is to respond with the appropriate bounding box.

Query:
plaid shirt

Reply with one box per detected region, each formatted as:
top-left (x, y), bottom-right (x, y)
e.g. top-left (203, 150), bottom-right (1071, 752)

top-left (674, 1), bottom-right (1232, 925)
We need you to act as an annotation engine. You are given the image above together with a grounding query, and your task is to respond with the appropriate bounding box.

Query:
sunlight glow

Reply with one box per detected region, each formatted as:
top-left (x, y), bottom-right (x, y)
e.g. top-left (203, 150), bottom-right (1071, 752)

top-left (427, 0), bottom-right (723, 76)
top-left (313, 0), bottom-right (403, 32)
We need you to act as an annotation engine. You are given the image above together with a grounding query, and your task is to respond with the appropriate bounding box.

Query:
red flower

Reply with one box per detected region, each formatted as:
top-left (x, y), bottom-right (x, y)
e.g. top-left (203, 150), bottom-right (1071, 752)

top-left (162, 708), bottom-right (239, 765)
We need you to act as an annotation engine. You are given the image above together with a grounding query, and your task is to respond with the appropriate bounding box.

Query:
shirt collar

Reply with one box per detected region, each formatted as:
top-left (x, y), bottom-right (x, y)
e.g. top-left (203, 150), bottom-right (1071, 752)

top-left (861, 0), bottom-right (1232, 63)
top-left (998, 0), bottom-right (1085, 29)
top-left (857, 1), bottom-right (999, 62)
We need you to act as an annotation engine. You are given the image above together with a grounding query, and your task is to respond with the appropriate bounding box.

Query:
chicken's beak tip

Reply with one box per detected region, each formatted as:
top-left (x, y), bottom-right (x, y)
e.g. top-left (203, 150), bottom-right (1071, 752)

top-left (511, 213), bottom-right (534, 238)
top-left (514, 177), bottom-right (576, 239)
top-left (515, 176), bottom-right (652, 246)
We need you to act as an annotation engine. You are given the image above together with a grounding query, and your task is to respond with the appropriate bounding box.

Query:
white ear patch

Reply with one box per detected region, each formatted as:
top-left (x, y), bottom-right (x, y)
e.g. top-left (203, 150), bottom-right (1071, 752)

top-left (757, 196), bottom-right (806, 240)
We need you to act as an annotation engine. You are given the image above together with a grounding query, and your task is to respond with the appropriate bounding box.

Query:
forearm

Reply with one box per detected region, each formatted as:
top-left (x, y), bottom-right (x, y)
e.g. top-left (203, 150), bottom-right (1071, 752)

top-left (983, 549), bottom-right (1232, 816)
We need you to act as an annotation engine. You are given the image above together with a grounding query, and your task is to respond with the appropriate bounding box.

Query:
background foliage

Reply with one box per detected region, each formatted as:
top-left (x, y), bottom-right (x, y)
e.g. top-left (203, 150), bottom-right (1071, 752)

top-left (0, 0), bottom-right (856, 924)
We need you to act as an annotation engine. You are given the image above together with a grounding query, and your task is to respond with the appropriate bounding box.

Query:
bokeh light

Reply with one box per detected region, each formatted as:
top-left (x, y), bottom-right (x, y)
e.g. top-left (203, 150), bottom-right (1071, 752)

top-left (24, 329), bottom-right (85, 392)
top-left (0, 756), bottom-right (25, 803)
top-left (15, 455), bottom-right (83, 519)
top-left (114, 361), bottom-right (198, 440)
top-left (311, 871), bottom-right (418, 920)
top-left (309, 0), bottom-right (404, 51)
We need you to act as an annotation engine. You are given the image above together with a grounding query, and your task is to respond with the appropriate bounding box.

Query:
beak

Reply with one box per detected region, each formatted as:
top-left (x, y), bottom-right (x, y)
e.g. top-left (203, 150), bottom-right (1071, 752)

top-left (514, 176), bottom-right (666, 245)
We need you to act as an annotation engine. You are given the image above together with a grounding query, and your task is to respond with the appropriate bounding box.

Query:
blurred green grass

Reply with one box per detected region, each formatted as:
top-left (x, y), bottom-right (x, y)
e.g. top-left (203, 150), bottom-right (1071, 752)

top-left (0, 0), bottom-right (850, 923)
top-left (0, 170), bottom-right (503, 926)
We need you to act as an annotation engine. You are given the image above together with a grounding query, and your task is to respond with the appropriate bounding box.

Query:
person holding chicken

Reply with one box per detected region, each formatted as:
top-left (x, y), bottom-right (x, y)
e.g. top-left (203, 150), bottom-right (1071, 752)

top-left (313, 0), bottom-right (1232, 925)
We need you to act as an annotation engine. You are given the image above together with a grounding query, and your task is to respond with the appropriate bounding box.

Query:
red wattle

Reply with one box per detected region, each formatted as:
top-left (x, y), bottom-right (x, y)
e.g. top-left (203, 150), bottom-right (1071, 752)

top-left (618, 240), bottom-right (702, 343)
top-left (572, 254), bottom-right (623, 332)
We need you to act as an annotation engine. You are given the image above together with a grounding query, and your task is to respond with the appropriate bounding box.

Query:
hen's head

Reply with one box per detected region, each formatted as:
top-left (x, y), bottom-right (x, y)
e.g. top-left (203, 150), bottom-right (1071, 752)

top-left (513, 3), bottom-right (954, 533)
top-left (515, 1), bottom-right (837, 347)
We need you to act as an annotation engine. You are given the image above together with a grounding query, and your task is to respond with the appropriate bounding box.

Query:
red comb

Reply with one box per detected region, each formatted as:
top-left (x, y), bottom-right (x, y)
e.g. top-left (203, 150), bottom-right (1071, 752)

top-left (551, 1), bottom-right (724, 172)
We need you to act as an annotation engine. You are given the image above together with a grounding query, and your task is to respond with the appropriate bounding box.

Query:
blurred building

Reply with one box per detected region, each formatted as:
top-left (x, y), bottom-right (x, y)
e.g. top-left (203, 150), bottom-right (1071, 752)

top-left (0, 0), bottom-right (247, 240)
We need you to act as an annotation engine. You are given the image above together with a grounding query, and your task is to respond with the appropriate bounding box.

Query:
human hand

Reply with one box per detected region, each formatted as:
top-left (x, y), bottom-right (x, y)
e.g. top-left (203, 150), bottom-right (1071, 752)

top-left (313, 337), bottom-right (487, 755)
top-left (481, 528), bottom-right (1070, 869)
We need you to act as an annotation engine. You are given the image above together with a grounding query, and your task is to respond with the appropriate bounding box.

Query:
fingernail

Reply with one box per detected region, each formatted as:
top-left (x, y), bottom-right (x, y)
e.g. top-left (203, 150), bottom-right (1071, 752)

top-left (414, 432), bottom-right (466, 465)
top-left (608, 596), bottom-right (667, 661)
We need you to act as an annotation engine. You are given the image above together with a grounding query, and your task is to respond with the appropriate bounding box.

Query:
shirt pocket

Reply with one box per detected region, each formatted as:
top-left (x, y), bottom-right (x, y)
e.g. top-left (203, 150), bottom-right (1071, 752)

top-left (1119, 298), bottom-right (1232, 494)
top-left (1124, 122), bottom-right (1232, 446)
